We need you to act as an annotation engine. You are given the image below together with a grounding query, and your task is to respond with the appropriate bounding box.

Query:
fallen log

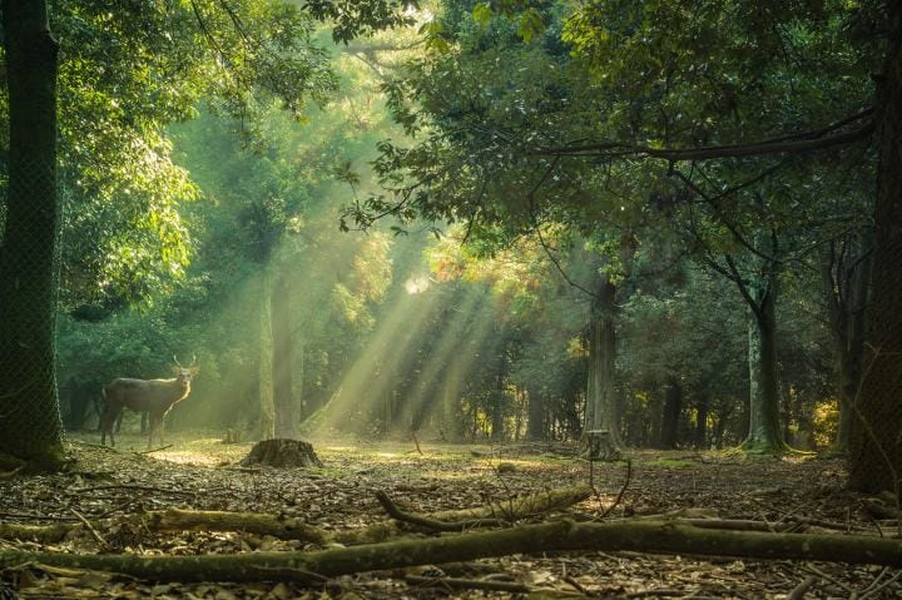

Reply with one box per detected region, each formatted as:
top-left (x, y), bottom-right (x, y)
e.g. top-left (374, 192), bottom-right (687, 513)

top-left (427, 484), bottom-right (593, 522)
top-left (0, 522), bottom-right (73, 544)
top-left (0, 485), bottom-right (593, 547)
top-left (0, 510), bottom-right (329, 546)
top-left (1, 519), bottom-right (901, 584)
top-left (145, 509), bottom-right (329, 545)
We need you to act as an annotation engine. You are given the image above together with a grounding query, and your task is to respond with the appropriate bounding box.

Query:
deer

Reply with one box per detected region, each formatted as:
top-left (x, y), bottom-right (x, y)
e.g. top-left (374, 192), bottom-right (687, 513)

top-left (100, 356), bottom-right (199, 449)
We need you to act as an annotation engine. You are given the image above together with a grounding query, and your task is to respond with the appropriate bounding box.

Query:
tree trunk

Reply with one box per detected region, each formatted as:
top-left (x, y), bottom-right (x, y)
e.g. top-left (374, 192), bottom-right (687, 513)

top-left (525, 385), bottom-right (545, 441)
top-left (660, 378), bottom-right (681, 449)
top-left (744, 277), bottom-right (785, 453)
top-left (490, 356), bottom-right (507, 441)
top-left (0, 485), bottom-right (593, 548)
top-left (585, 277), bottom-right (620, 445)
top-left (295, 333), bottom-right (308, 420)
top-left (821, 235), bottom-right (871, 453)
top-left (271, 270), bottom-right (297, 439)
top-left (440, 356), bottom-right (463, 441)
top-left (694, 393), bottom-right (709, 448)
top-left (257, 271), bottom-right (275, 440)
top-left (852, 4), bottom-right (902, 494)
top-left (0, 0), bottom-right (66, 470)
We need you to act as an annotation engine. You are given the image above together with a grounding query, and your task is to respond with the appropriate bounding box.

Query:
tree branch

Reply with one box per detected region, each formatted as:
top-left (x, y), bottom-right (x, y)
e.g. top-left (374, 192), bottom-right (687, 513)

top-left (538, 109), bottom-right (875, 161)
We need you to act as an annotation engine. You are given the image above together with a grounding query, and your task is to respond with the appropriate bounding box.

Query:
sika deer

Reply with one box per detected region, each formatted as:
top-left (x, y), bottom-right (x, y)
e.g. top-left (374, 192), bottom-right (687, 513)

top-left (101, 356), bottom-right (199, 449)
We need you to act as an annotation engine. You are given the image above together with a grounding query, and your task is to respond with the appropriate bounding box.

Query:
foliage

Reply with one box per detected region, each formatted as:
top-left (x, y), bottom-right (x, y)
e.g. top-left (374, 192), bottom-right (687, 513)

top-left (619, 268), bottom-right (748, 446)
top-left (4, 0), bottom-right (428, 311)
top-left (44, 0), bottom-right (885, 455)
top-left (330, 0), bottom-right (883, 449)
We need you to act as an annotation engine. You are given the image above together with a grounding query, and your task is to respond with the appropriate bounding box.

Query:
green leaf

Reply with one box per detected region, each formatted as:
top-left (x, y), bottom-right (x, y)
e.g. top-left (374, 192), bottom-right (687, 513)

top-left (516, 9), bottom-right (544, 43)
top-left (473, 3), bottom-right (493, 26)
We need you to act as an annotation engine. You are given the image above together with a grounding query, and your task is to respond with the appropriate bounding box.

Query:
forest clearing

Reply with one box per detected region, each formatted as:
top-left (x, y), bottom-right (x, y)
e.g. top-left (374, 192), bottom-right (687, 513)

top-left (3, 1), bottom-right (902, 597)
top-left (1, 436), bottom-right (899, 598)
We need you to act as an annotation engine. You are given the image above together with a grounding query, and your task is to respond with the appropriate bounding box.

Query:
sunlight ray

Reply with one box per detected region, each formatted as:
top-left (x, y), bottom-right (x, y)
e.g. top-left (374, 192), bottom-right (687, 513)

top-left (393, 286), bottom-right (492, 436)
top-left (308, 275), bottom-right (444, 436)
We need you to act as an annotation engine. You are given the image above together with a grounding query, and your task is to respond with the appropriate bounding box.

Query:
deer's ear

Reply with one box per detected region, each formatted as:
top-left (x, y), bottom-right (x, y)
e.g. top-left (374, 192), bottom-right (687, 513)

top-left (190, 366), bottom-right (200, 377)
top-left (172, 365), bottom-right (181, 375)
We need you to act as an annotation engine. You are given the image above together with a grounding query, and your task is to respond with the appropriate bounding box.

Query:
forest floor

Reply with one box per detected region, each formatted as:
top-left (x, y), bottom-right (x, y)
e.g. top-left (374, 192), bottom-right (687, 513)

top-left (1, 431), bottom-right (900, 599)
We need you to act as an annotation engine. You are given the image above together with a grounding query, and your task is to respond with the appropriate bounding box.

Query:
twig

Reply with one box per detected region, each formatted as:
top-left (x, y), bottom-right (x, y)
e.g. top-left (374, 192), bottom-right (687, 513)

top-left (0, 511), bottom-right (79, 523)
top-left (404, 574), bottom-right (531, 594)
top-left (561, 574), bottom-right (588, 595)
top-left (138, 444), bottom-right (173, 454)
top-left (803, 564), bottom-right (855, 594)
top-left (859, 567), bottom-right (902, 600)
top-left (70, 507), bottom-right (109, 551)
top-left (597, 459), bottom-right (632, 520)
top-left (786, 575), bottom-right (817, 600)
top-left (71, 484), bottom-right (193, 497)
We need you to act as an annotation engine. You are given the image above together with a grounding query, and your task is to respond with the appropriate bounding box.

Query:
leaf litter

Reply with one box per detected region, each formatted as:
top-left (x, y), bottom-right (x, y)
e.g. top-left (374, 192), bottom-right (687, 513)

top-left (0, 434), bottom-right (899, 598)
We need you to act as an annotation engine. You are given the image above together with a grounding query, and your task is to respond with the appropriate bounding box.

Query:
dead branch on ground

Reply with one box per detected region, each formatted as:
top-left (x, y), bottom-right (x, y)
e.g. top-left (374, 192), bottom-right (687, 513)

top-left (0, 485), bottom-right (593, 546)
top-left (1, 519), bottom-right (902, 584)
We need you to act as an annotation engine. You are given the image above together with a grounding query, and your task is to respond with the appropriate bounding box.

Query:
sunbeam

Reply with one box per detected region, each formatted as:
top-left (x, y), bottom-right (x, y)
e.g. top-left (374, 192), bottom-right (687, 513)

top-left (393, 285), bottom-right (494, 437)
top-left (307, 270), bottom-right (444, 437)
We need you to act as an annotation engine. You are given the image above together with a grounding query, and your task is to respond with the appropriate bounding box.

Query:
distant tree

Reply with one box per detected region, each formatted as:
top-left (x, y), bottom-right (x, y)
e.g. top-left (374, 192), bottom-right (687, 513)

top-left (619, 265), bottom-right (748, 448)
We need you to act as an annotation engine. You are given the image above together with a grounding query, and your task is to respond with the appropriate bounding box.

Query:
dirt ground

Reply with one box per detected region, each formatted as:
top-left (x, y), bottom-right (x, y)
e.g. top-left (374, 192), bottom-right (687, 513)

top-left (0, 431), bottom-right (899, 599)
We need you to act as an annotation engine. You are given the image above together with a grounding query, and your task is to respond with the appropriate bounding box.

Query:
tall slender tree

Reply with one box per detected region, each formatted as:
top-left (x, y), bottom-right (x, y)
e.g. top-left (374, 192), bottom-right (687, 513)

top-left (0, 0), bottom-right (67, 469)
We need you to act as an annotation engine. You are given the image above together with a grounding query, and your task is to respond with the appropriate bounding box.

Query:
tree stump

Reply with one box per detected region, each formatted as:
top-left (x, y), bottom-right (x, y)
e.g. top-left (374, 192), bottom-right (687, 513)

top-left (239, 439), bottom-right (323, 468)
top-left (583, 429), bottom-right (621, 462)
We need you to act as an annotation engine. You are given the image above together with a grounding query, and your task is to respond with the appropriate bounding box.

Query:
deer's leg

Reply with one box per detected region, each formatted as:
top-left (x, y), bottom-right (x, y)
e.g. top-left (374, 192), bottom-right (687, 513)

top-left (148, 414), bottom-right (163, 449)
top-left (101, 406), bottom-right (119, 447)
top-left (158, 413), bottom-right (167, 447)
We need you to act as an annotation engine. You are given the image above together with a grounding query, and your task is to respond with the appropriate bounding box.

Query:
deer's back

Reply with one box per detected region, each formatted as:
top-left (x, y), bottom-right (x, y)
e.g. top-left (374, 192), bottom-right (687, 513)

top-left (104, 377), bottom-right (185, 398)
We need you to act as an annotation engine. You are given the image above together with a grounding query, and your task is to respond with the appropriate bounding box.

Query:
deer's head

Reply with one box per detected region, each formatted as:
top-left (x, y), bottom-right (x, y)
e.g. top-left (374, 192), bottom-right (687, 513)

top-left (172, 354), bottom-right (199, 387)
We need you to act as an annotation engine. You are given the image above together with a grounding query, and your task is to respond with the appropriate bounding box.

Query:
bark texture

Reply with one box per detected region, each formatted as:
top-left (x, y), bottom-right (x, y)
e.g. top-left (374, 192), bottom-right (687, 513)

top-left (743, 272), bottom-right (786, 453)
top-left (852, 4), bottom-right (902, 494)
top-left (0, 0), bottom-right (66, 469)
top-left (240, 438), bottom-right (322, 468)
top-left (585, 277), bottom-right (619, 444)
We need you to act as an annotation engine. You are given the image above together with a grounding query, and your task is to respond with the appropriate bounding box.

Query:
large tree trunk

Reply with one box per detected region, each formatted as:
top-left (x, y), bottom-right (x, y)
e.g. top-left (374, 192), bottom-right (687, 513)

top-left (271, 269), bottom-right (298, 439)
top-left (744, 276), bottom-right (785, 453)
top-left (0, 485), bottom-right (593, 547)
top-left (851, 5), bottom-right (902, 494)
top-left (821, 235), bottom-right (870, 453)
top-left (257, 271), bottom-right (275, 439)
top-left (585, 277), bottom-right (620, 445)
top-left (693, 392), bottom-right (709, 448)
top-left (0, 0), bottom-right (66, 470)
